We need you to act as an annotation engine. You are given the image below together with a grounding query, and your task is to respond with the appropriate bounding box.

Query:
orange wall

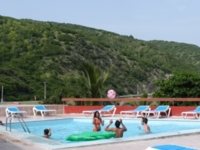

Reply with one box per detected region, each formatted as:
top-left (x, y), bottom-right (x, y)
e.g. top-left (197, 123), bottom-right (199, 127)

top-left (64, 106), bottom-right (197, 116)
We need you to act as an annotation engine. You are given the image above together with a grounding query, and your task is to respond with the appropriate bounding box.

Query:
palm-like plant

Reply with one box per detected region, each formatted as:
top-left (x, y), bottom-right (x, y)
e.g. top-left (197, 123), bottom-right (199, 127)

top-left (80, 62), bottom-right (109, 98)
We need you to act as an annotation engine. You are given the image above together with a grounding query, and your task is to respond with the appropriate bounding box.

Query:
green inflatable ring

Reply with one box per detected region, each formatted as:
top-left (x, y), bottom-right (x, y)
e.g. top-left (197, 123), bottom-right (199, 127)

top-left (66, 132), bottom-right (116, 141)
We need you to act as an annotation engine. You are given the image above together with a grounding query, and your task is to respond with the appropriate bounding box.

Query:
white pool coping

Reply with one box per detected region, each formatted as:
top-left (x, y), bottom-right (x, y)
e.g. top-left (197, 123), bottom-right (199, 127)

top-left (1, 117), bottom-right (200, 150)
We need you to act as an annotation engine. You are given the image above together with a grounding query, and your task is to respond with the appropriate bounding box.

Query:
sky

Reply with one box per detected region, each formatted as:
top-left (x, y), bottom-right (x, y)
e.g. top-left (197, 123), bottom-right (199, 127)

top-left (0, 0), bottom-right (200, 46)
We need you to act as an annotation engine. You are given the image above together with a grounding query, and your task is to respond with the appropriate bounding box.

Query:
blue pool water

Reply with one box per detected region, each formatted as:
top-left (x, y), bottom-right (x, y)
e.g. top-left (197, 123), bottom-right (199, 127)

top-left (10, 119), bottom-right (200, 143)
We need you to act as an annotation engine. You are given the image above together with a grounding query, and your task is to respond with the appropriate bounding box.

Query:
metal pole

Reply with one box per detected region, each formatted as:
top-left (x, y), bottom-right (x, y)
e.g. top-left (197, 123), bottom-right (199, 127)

top-left (44, 82), bottom-right (46, 100)
top-left (137, 84), bottom-right (139, 96)
top-left (1, 86), bottom-right (3, 104)
top-left (9, 116), bottom-right (12, 132)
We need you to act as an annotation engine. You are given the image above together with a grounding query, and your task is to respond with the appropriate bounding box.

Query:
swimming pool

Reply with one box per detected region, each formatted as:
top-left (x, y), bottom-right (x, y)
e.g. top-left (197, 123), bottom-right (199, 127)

top-left (10, 118), bottom-right (200, 143)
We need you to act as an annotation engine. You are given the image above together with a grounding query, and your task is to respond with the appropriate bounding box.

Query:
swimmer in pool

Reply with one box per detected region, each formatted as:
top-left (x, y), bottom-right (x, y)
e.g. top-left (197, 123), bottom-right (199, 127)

top-left (138, 117), bottom-right (150, 133)
top-left (0, 121), bottom-right (4, 126)
top-left (43, 128), bottom-right (51, 138)
top-left (105, 119), bottom-right (127, 138)
top-left (93, 111), bottom-right (104, 131)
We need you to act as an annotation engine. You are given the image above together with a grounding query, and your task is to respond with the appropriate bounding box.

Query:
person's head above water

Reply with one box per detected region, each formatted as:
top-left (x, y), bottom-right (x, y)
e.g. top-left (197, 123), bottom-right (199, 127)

top-left (115, 120), bottom-right (121, 128)
top-left (0, 121), bottom-right (3, 125)
top-left (94, 111), bottom-right (100, 118)
top-left (142, 117), bottom-right (148, 124)
top-left (44, 129), bottom-right (49, 135)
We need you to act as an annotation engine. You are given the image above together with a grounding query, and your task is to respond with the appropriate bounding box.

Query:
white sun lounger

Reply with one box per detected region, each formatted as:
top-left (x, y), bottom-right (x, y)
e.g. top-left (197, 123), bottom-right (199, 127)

top-left (82, 105), bottom-right (116, 117)
top-left (120, 105), bottom-right (150, 118)
top-left (33, 105), bottom-right (56, 117)
top-left (142, 105), bottom-right (171, 118)
top-left (6, 107), bottom-right (27, 117)
top-left (181, 106), bottom-right (200, 119)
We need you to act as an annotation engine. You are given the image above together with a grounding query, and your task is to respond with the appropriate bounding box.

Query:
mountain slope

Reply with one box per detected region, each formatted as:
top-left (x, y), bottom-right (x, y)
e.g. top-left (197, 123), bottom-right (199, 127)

top-left (0, 15), bottom-right (199, 101)
top-left (149, 40), bottom-right (200, 68)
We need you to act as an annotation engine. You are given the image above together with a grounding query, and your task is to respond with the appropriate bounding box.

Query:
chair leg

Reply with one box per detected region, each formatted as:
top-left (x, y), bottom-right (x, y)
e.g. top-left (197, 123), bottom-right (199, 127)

top-left (121, 112), bottom-right (126, 118)
top-left (164, 112), bottom-right (167, 117)
top-left (181, 113), bottom-right (185, 119)
top-left (99, 111), bottom-right (103, 117)
top-left (136, 112), bottom-right (139, 118)
top-left (33, 109), bottom-right (36, 116)
top-left (157, 112), bottom-right (160, 119)
top-left (194, 113), bottom-right (199, 119)
top-left (141, 111), bottom-right (146, 117)
top-left (167, 108), bottom-right (171, 117)
top-left (106, 111), bottom-right (112, 117)
top-left (194, 114), bottom-right (197, 119)
top-left (147, 112), bottom-right (150, 118)
top-left (41, 111), bottom-right (44, 117)
top-left (111, 108), bottom-right (116, 117)
top-left (23, 113), bottom-right (27, 118)
top-left (6, 110), bottom-right (8, 117)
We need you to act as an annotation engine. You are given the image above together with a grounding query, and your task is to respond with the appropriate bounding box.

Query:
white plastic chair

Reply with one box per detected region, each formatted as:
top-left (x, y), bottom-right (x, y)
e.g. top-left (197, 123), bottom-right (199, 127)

top-left (33, 105), bottom-right (56, 117)
top-left (6, 107), bottom-right (27, 117)
top-left (82, 105), bottom-right (116, 117)
top-left (142, 106), bottom-right (171, 118)
top-left (120, 105), bottom-right (150, 118)
top-left (181, 106), bottom-right (200, 119)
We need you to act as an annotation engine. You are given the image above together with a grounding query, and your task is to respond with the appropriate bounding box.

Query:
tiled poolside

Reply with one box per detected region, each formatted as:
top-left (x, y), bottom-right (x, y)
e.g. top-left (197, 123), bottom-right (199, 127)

top-left (1, 113), bottom-right (200, 150)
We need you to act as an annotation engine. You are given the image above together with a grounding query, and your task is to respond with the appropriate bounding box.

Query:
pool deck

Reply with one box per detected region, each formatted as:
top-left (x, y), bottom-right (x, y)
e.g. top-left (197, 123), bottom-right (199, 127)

top-left (0, 114), bottom-right (200, 150)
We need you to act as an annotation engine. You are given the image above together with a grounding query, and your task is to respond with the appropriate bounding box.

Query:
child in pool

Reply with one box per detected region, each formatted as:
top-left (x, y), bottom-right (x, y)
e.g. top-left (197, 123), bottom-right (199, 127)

top-left (0, 121), bottom-right (4, 126)
top-left (43, 128), bottom-right (51, 138)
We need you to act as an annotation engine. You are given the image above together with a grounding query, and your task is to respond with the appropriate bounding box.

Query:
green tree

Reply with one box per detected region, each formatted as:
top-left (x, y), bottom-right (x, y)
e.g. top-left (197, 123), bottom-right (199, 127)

top-left (80, 62), bottom-right (109, 98)
top-left (153, 72), bottom-right (200, 105)
top-left (1, 15), bottom-right (200, 103)
top-left (141, 93), bottom-right (148, 98)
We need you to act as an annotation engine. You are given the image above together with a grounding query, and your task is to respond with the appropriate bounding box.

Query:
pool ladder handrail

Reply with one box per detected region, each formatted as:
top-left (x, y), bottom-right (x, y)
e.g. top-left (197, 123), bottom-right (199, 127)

top-left (6, 114), bottom-right (30, 133)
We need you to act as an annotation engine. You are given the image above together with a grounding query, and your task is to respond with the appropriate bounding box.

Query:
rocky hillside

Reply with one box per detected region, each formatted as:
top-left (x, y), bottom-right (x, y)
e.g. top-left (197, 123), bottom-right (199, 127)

top-left (0, 15), bottom-right (200, 101)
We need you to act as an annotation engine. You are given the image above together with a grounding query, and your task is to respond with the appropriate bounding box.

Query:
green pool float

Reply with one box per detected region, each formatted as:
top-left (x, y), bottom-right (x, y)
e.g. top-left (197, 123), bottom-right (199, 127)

top-left (66, 132), bottom-right (116, 141)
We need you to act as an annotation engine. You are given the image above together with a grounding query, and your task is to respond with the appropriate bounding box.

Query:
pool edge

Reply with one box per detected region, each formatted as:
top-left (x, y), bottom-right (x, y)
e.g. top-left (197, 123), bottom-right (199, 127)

top-left (1, 118), bottom-right (200, 150)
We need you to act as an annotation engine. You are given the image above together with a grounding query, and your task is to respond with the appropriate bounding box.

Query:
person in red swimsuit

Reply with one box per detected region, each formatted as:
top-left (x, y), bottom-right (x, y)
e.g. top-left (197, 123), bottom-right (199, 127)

top-left (93, 111), bottom-right (104, 131)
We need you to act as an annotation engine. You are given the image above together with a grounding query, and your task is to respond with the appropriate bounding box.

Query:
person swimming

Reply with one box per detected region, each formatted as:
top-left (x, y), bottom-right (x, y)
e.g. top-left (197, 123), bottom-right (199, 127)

top-left (105, 119), bottom-right (127, 138)
top-left (43, 128), bottom-right (51, 138)
top-left (0, 121), bottom-right (4, 126)
top-left (138, 117), bottom-right (151, 133)
top-left (93, 111), bottom-right (104, 131)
